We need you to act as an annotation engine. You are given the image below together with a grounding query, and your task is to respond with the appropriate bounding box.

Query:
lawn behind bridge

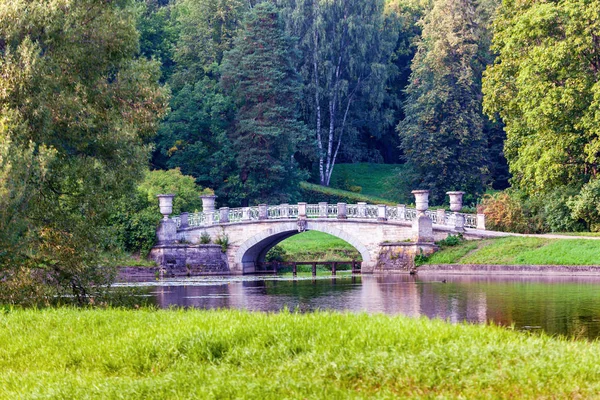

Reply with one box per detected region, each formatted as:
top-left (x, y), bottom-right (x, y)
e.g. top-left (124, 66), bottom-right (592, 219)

top-left (1, 308), bottom-right (600, 399)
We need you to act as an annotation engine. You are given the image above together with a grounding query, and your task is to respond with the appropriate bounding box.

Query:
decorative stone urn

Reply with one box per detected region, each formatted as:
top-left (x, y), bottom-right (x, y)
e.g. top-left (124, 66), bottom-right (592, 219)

top-left (412, 190), bottom-right (430, 213)
top-left (156, 194), bottom-right (177, 245)
top-left (157, 194), bottom-right (175, 220)
top-left (447, 191), bottom-right (465, 232)
top-left (411, 190), bottom-right (433, 243)
top-left (200, 194), bottom-right (217, 213)
top-left (447, 191), bottom-right (465, 212)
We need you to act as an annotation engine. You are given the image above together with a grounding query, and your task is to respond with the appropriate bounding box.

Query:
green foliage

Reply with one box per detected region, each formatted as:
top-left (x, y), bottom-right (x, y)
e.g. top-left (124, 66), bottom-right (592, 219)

top-left (137, 168), bottom-right (203, 215)
top-left (483, 0), bottom-right (600, 195)
top-left (111, 169), bottom-right (202, 256)
top-left (436, 234), bottom-right (463, 248)
top-left (569, 179), bottom-right (600, 232)
top-left (282, 0), bottom-right (402, 185)
top-left (398, 0), bottom-right (492, 204)
top-left (0, 0), bottom-right (169, 304)
top-left (199, 231), bottom-right (211, 244)
top-left (480, 191), bottom-right (545, 234)
top-left (136, 0), bottom-right (179, 81)
top-left (542, 188), bottom-right (587, 233)
top-left (220, 3), bottom-right (309, 205)
top-left (265, 245), bottom-right (287, 263)
top-left (4, 308), bottom-right (600, 397)
top-left (214, 234), bottom-right (230, 253)
top-left (153, 77), bottom-right (237, 202)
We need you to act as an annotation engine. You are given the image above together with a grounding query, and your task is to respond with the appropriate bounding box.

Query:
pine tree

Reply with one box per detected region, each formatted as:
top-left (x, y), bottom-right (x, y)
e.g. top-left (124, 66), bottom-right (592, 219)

top-left (398, 0), bottom-right (488, 204)
top-left (220, 2), bottom-right (308, 205)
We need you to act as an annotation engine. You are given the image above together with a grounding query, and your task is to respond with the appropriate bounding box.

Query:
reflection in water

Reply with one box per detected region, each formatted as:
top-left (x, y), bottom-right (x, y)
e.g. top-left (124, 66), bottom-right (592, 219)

top-left (116, 274), bottom-right (600, 339)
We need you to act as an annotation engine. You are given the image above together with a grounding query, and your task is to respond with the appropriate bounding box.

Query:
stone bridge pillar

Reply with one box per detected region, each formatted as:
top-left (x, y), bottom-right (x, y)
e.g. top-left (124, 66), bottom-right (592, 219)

top-left (156, 194), bottom-right (177, 245)
top-left (447, 191), bottom-right (465, 232)
top-left (411, 190), bottom-right (433, 243)
top-left (201, 194), bottom-right (217, 225)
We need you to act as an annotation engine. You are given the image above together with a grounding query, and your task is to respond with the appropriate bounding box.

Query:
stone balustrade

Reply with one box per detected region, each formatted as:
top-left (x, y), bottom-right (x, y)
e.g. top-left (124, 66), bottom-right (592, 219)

top-left (158, 191), bottom-right (486, 232)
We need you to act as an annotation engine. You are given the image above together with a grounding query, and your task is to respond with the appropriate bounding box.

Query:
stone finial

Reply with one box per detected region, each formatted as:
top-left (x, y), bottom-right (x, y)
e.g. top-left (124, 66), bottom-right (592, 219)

top-left (411, 190), bottom-right (429, 213)
top-left (200, 194), bottom-right (217, 213)
top-left (157, 194), bottom-right (175, 220)
top-left (447, 191), bottom-right (466, 232)
top-left (447, 191), bottom-right (465, 212)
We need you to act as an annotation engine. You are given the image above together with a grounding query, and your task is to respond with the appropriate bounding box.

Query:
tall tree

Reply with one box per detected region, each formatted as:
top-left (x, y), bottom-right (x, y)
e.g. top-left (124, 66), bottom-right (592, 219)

top-left (220, 2), bottom-right (308, 204)
top-left (282, 0), bottom-right (399, 186)
top-left (0, 0), bottom-right (168, 304)
top-left (483, 0), bottom-right (600, 195)
top-left (398, 0), bottom-right (489, 203)
top-left (151, 0), bottom-right (249, 204)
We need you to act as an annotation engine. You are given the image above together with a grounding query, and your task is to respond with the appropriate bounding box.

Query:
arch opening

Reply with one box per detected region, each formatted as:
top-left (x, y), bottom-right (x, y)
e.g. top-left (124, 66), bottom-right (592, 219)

top-left (235, 223), bottom-right (371, 274)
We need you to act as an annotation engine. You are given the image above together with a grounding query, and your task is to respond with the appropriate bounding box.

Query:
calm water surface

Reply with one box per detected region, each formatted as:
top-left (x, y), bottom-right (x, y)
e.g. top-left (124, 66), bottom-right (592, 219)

top-left (116, 274), bottom-right (600, 339)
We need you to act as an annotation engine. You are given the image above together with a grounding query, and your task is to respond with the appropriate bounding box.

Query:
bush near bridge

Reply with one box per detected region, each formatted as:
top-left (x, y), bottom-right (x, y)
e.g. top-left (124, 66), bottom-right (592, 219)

top-left (2, 308), bottom-right (600, 399)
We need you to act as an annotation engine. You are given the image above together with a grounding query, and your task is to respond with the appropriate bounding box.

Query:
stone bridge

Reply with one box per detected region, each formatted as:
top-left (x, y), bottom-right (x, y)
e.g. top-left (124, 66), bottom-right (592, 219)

top-left (151, 191), bottom-right (496, 275)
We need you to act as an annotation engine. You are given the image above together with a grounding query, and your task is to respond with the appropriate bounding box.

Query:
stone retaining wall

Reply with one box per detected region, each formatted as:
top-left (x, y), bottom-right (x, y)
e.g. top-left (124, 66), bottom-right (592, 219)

top-left (149, 244), bottom-right (230, 275)
top-left (375, 242), bottom-right (438, 273)
top-left (417, 264), bottom-right (600, 276)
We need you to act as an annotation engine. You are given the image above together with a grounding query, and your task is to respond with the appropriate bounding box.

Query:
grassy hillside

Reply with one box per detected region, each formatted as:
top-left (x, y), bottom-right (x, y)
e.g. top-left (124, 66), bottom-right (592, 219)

top-left (328, 163), bottom-right (408, 203)
top-left (273, 231), bottom-right (360, 262)
top-left (2, 308), bottom-right (600, 399)
top-left (425, 236), bottom-right (600, 265)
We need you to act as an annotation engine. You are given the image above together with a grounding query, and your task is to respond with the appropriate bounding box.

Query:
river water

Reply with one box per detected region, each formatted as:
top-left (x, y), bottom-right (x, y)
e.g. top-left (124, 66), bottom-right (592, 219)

top-left (116, 273), bottom-right (600, 340)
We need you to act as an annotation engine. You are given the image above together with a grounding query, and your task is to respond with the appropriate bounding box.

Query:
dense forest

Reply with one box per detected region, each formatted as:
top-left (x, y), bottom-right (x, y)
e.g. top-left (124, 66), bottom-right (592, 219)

top-left (1, 0), bottom-right (599, 303)
top-left (140, 0), bottom-right (509, 206)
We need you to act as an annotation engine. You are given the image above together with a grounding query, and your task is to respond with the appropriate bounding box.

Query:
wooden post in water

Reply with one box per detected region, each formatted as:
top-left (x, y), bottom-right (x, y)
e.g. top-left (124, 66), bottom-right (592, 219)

top-left (331, 262), bottom-right (336, 276)
top-left (312, 262), bottom-right (317, 276)
top-left (292, 263), bottom-right (297, 277)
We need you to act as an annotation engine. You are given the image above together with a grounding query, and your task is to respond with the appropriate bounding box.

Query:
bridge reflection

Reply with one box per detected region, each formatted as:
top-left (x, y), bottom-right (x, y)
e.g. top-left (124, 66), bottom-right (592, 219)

top-left (150, 275), bottom-right (490, 324)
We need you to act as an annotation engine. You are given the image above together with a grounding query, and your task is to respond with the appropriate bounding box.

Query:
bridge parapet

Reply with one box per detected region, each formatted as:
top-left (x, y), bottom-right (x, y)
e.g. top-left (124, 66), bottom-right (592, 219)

top-left (170, 202), bottom-right (484, 230)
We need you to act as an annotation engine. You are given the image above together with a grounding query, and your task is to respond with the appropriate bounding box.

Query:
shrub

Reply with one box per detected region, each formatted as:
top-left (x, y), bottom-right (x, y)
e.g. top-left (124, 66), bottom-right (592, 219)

top-left (543, 188), bottom-right (586, 232)
top-left (436, 234), bottom-right (463, 248)
top-left (569, 179), bottom-right (600, 231)
top-left (348, 185), bottom-right (362, 193)
top-left (479, 191), bottom-right (530, 233)
top-left (265, 245), bottom-right (287, 262)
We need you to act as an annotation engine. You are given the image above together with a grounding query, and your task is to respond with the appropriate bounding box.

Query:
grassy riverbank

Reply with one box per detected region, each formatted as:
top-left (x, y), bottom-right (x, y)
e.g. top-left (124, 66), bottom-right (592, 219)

top-left (425, 236), bottom-right (600, 265)
top-left (1, 308), bottom-right (600, 398)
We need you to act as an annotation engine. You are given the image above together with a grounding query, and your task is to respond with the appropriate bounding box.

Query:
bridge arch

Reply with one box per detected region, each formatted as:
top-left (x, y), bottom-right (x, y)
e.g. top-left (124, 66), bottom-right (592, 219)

top-left (234, 222), bottom-right (371, 273)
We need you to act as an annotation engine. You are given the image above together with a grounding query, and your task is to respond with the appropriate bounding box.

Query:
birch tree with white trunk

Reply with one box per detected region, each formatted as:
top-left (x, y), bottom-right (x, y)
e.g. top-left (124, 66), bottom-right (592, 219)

top-left (283, 0), bottom-right (398, 186)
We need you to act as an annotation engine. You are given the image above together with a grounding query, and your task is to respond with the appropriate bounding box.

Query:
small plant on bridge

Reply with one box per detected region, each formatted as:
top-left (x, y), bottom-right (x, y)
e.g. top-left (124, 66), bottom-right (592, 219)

top-left (200, 231), bottom-right (211, 244)
top-left (215, 234), bottom-right (230, 252)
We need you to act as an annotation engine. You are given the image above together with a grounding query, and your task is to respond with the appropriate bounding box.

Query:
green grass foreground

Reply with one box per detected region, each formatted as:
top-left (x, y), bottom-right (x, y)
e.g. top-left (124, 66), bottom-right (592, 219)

top-left (426, 236), bottom-right (600, 265)
top-left (2, 309), bottom-right (600, 399)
